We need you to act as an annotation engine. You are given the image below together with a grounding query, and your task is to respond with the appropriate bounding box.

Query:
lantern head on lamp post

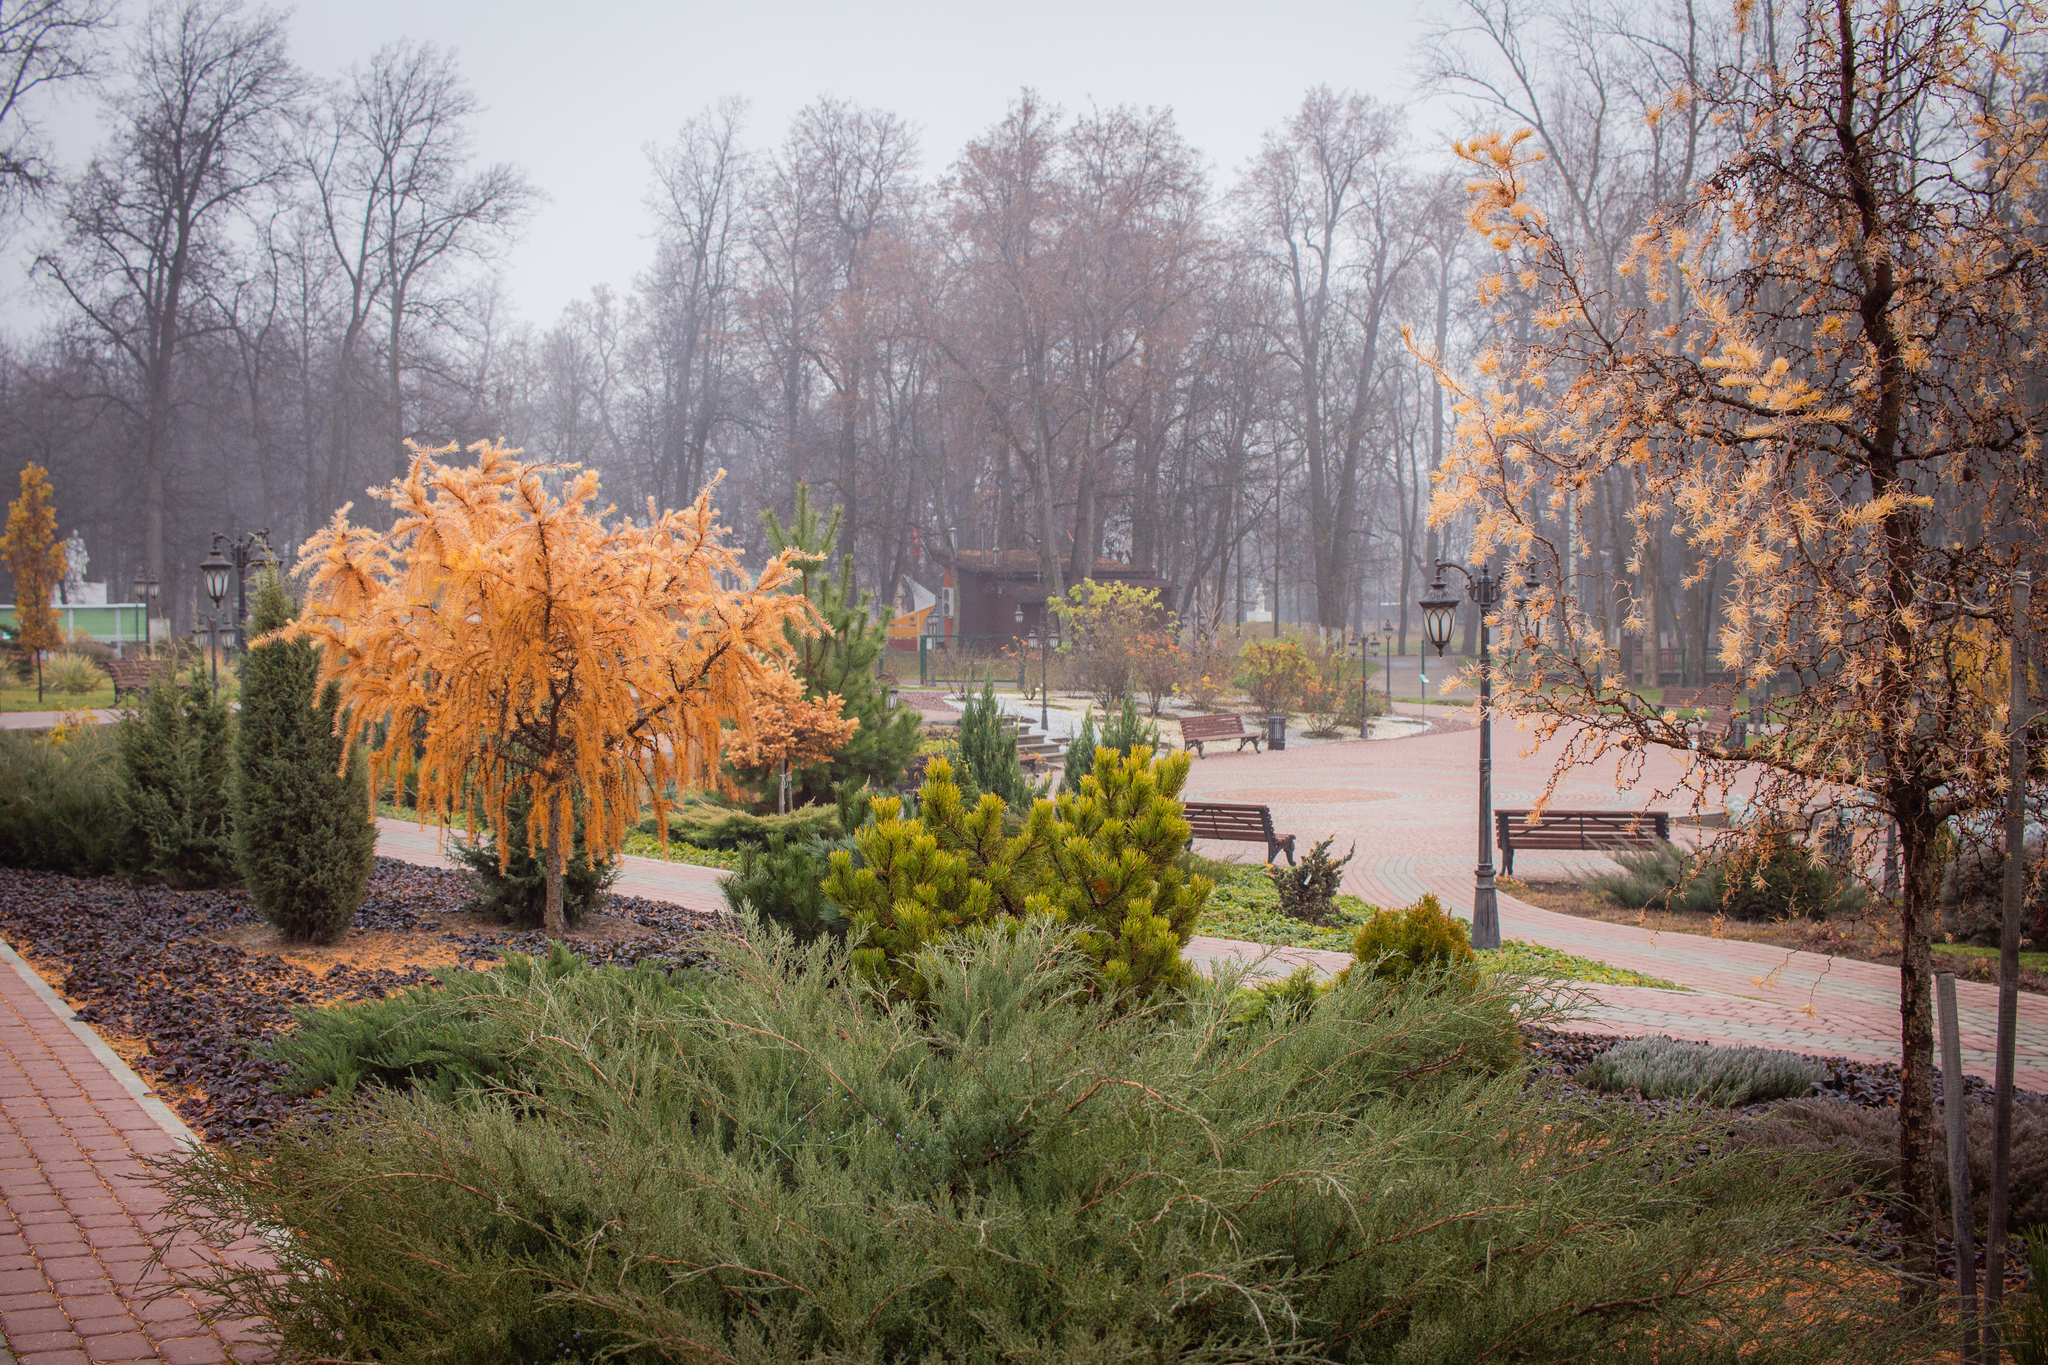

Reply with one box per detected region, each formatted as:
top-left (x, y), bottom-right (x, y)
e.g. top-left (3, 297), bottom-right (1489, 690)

top-left (1417, 560), bottom-right (1503, 952)
top-left (199, 541), bottom-right (231, 697)
top-left (1419, 577), bottom-right (1459, 657)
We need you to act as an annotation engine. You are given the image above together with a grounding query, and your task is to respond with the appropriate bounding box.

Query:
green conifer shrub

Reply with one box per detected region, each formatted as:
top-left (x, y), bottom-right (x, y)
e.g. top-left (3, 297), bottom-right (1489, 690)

top-left (955, 679), bottom-right (1030, 807)
top-left (233, 572), bottom-right (377, 943)
top-left (0, 727), bottom-right (126, 876)
top-left (722, 831), bottom-right (855, 943)
top-left (1098, 686), bottom-right (1161, 756)
top-left (1058, 705), bottom-right (1098, 795)
top-left (751, 485), bottom-right (921, 803)
top-left (1269, 837), bottom-right (1355, 923)
top-left (119, 674), bottom-right (237, 887)
top-left (170, 920), bottom-right (1907, 1365)
top-left (453, 785), bottom-right (617, 930)
top-left (825, 746), bottom-right (1208, 1000)
top-left (1342, 892), bottom-right (1477, 985)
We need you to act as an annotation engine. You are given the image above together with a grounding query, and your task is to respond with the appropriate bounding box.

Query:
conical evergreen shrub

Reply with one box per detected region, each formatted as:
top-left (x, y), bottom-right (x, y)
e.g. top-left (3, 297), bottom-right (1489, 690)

top-left (956, 680), bottom-right (1030, 808)
top-left (232, 572), bottom-right (377, 942)
top-left (119, 671), bottom-right (237, 888)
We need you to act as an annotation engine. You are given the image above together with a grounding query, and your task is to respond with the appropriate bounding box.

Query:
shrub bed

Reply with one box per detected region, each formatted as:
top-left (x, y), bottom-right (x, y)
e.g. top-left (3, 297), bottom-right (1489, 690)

top-left (164, 921), bottom-right (1906, 1364)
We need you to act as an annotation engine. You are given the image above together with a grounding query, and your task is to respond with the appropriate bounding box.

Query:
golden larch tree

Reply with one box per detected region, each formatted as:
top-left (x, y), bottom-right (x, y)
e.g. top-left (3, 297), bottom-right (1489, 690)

top-left (742, 669), bottom-right (860, 813)
top-left (1419, 0), bottom-right (2048, 1289)
top-left (292, 440), bottom-right (820, 935)
top-left (0, 464), bottom-right (65, 703)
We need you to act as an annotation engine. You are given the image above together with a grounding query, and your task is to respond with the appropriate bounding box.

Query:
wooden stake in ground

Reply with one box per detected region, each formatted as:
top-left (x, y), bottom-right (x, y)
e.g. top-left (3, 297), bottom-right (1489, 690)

top-left (1936, 970), bottom-right (1978, 1361)
top-left (291, 440), bottom-right (821, 936)
top-left (1988, 568), bottom-right (2034, 1344)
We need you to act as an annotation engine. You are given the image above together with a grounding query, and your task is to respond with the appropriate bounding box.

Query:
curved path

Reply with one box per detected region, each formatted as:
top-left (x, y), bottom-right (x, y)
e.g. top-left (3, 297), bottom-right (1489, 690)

top-left (1176, 708), bottom-right (2048, 1090)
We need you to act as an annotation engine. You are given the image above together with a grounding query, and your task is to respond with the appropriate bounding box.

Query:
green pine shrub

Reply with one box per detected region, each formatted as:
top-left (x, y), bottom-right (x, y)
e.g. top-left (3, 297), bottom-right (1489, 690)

top-left (118, 675), bottom-right (237, 887)
top-left (1269, 836), bottom-right (1354, 923)
top-left (1342, 892), bottom-right (1476, 984)
top-left (0, 726), bottom-right (127, 875)
top-left (745, 485), bottom-right (921, 804)
top-left (956, 678), bottom-right (1031, 807)
top-left (453, 785), bottom-right (618, 930)
top-left (1577, 1035), bottom-right (1824, 1106)
top-left (1097, 686), bottom-right (1161, 756)
top-left (825, 746), bottom-right (1210, 1001)
top-left (1058, 705), bottom-right (1098, 794)
top-left (232, 573), bottom-right (377, 944)
top-left (722, 831), bottom-right (854, 943)
top-left (167, 919), bottom-right (1907, 1365)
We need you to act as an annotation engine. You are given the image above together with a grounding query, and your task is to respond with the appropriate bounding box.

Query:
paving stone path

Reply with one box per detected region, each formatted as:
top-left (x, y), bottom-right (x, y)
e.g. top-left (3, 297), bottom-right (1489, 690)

top-left (0, 940), bottom-right (272, 1364)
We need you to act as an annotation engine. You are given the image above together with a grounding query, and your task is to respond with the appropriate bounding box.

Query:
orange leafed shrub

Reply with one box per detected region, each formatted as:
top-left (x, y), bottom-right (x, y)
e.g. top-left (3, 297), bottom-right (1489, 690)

top-left (290, 440), bottom-right (819, 933)
top-left (741, 669), bottom-right (860, 811)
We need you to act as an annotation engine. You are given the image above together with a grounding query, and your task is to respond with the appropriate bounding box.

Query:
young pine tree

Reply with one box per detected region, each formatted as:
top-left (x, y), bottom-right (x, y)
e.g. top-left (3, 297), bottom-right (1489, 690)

top-left (120, 675), bottom-right (236, 887)
top-left (759, 485), bottom-right (920, 803)
top-left (1059, 707), bottom-right (1099, 796)
top-left (957, 680), bottom-right (1031, 808)
top-left (233, 572), bottom-right (376, 943)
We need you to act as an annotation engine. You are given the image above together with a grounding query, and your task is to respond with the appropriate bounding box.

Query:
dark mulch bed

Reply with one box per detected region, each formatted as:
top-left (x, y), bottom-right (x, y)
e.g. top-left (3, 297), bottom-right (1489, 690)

top-left (0, 859), bottom-right (722, 1144)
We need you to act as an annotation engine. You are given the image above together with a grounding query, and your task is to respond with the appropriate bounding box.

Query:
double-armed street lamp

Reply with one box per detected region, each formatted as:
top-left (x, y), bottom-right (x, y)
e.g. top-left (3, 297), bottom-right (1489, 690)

top-left (130, 570), bottom-right (160, 655)
top-left (1418, 561), bottom-right (1507, 951)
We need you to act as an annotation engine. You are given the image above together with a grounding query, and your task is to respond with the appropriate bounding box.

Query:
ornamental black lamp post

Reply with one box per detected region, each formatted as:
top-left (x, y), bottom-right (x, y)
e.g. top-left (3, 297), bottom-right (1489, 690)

top-left (1381, 619), bottom-right (1395, 707)
top-left (199, 543), bottom-right (232, 697)
top-left (1014, 604), bottom-right (1060, 732)
top-left (1361, 628), bottom-right (1379, 738)
top-left (1419, 561), bottom-right (1505, 951)
top-left (212, 529), bottom-right (274, 650)
top-left (130, 570), bottom-right (159, 656)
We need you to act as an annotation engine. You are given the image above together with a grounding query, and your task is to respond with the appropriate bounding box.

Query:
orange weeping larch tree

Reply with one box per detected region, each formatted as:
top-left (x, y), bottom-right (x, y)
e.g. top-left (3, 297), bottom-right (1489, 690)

top-left (291, 440), bottom-right (820, 936)
top-left (1416, 0), bottom-right (2048, 1291)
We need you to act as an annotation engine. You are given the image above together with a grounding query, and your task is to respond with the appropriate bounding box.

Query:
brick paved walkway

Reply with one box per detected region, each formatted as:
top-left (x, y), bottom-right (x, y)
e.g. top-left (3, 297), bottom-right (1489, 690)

top-left (0, 939), bottom-right (273, 1365)
top-left (1178, 710), bottom-right (2048, 1090)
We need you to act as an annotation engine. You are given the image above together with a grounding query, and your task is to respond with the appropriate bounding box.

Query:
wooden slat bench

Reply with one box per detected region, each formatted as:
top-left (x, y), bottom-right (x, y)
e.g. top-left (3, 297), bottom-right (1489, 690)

top-left (1494, 809), bottom-right (1670, 876)
top-left (1177, 712), bottom-right (1261, 757)
top-left (106, 658), bottom-right (173, 701)
top-left (1184, 801), bottom-right (1296, 864)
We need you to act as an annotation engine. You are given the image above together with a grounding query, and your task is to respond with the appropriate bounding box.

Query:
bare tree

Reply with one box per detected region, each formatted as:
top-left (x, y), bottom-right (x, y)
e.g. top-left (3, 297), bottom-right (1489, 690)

top-left (0, 0), bottom-right (114, 211)
top-left (35, 0), bottom-right (299, 602)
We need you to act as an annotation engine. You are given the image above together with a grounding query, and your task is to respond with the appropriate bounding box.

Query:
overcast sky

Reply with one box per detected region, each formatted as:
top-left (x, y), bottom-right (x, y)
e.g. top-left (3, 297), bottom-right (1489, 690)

top-left (7, 0), bottom-right (1464, 331)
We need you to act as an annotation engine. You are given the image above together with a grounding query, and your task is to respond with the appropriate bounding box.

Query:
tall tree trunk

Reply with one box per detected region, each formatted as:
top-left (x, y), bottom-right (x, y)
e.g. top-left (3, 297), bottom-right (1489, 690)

top-left (1895, 791), bottom-right (1941, 1295)
top-left (544, 787), bottom-right (566, 938)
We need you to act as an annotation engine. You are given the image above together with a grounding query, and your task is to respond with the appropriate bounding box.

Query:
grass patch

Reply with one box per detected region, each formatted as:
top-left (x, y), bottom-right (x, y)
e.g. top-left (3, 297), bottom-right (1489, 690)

top-left (0, 684), bottom-right (116, 712)
top-left (1933, 941), bottom-right (2048, 973)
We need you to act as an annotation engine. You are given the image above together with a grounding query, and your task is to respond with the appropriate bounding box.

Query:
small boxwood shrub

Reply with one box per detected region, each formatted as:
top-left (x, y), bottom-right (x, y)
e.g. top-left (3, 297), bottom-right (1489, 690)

top-left (1577, 1035), bottom-right (1824, 1106)
top-left (1342, 891), bottom-right (1476, 984)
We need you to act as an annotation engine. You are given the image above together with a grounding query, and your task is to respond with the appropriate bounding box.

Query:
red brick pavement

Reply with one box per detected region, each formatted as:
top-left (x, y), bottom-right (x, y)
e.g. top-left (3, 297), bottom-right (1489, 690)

top-left (0, 939), bottom-right (275, 1365)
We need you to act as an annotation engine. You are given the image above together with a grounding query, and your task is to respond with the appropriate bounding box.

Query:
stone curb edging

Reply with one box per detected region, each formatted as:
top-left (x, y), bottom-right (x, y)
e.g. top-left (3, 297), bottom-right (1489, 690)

top-left (0, 930), bottom-right (201, 1149)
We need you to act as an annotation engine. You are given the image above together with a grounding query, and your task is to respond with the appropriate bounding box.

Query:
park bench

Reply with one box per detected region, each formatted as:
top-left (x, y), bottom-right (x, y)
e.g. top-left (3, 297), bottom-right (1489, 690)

top-left (1177, 712), bottom-right (1262, 757)
top-left (1184, 801), bottom-right (1296, 865)
top-left (1494, 809), bottom-right (1671, 876)
top-left (106, 658), bottom-right (173, 701)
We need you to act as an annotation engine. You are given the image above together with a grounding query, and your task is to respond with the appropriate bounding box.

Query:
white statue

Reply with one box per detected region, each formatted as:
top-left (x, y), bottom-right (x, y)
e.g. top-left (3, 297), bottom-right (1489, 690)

top-left (58, 530), bottom-right (86, 603)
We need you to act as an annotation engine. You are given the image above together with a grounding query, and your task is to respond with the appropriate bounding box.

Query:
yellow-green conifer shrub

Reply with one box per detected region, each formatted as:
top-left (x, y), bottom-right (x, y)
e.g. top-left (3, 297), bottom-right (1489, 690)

top-left (824, 745), bottom-right (1210, 1000)
top-left (1342, 892), bottom-right (1477, 985)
